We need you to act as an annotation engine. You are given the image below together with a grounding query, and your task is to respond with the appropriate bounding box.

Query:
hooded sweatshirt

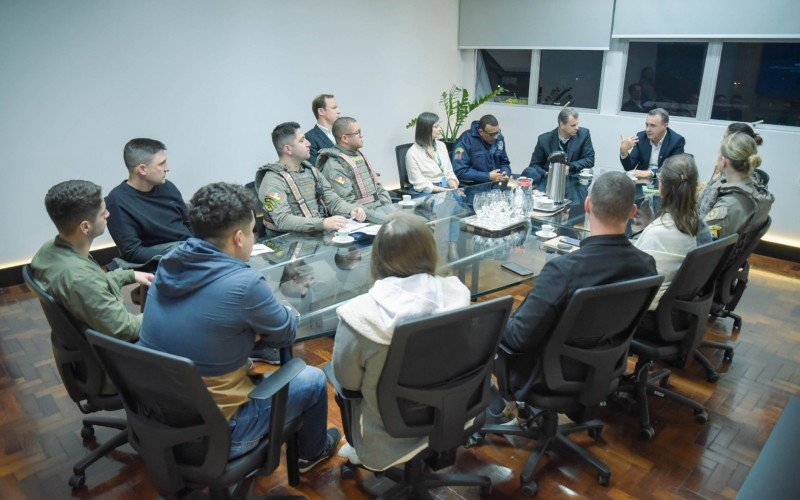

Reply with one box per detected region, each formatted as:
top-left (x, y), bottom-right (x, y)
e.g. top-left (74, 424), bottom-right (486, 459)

top-left (138, 237), bottom-right (295, 419)
top-left (331, 273), bottom-right (470, 471)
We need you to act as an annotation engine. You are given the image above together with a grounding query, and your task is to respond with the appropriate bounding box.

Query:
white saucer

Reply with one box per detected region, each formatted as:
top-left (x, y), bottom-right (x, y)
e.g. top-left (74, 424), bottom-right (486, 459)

top-left (535, 230), bottom-right (557, 238)
top-left (398, 200), bottom-right (415, 207)
top-left (331, 235), bottom-right (355, 244)
top-left (578, 172), bottom-right (593, 178)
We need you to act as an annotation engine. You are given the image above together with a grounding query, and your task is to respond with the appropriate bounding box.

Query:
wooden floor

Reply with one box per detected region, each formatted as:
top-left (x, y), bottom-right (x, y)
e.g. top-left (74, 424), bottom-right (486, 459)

top-left (1, 255), bottom-right (798, 499)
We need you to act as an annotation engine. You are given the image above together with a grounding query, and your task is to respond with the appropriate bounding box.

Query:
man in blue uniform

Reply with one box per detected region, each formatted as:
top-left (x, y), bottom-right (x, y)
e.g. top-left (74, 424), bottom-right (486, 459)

top-left (452, 114), bottom-right (511, 185)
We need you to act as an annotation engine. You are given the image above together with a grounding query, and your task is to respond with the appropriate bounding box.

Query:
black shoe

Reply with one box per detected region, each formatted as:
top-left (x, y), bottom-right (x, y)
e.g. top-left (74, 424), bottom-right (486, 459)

top-left (250, 347), bottom-right (280, 365)
top-left (298, 428), bottom-right (341, 473)
top-left (130, 287), bottom-right (143, 306)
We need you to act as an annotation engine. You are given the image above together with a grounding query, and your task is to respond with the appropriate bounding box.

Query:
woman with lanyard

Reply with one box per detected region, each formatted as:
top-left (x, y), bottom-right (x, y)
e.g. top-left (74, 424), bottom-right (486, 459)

top-left (405, 112), bottom-right (459, 197)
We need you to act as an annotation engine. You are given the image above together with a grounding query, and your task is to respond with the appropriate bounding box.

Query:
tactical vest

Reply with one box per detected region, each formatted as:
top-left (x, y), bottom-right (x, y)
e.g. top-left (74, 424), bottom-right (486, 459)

top-left (321, 149), bottom-right (381, 205)
top-left (263, 164), bottom-right (329, 231)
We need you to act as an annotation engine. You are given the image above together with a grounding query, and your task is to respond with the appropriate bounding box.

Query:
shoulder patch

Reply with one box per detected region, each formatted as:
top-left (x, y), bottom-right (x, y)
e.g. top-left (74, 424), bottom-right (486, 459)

top-left (263, 192), bottom-right (283, 212)
top-left (497, 140), bottom-right (504, 151)
top-left (704, 205), bottom-right (727, 222)
top-left (333, 176), bottom-right (347, 185)
top-left (455, 146), bottom-right (464, 161)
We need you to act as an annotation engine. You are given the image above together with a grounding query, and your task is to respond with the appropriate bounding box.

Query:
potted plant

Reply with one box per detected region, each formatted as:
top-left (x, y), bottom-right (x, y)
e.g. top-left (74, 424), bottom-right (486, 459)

top-left (406, 85), bottom-right (507, 151)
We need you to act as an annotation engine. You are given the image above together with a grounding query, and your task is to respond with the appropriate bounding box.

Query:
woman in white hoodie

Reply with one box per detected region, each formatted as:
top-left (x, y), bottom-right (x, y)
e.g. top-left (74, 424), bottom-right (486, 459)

top-left (332, 213), bottom-right (470, 471)
top-left (634, 153), bottom-right (712, 310)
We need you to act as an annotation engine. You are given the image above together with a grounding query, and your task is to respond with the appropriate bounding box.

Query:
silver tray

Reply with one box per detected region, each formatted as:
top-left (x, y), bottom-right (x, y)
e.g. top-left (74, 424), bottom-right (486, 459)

top-left (531, 199), bottom-right (571, 216)
top-left (461, 214), bottom-right (529, 234)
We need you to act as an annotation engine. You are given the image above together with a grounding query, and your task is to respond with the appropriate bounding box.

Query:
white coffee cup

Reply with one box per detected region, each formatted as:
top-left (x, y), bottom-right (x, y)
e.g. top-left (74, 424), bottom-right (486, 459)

top-left (541, 224), bottom-right (555, 235)
top-left (402, 194), bottom-right (412, 203)
top-left (336, 228), bottom-right (349, 238)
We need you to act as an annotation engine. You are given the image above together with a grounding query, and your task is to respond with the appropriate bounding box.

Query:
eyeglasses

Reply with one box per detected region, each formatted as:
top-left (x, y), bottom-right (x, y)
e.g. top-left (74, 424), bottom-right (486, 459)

top-left (481, 129), bottom-right (501, 138)
top-left (343, 130), bottom-right (362, 138)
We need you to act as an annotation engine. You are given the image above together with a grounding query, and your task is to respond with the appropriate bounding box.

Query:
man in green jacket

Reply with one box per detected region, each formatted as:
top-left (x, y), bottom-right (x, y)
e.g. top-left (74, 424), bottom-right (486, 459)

top-left (30, 180), bottom-right (153, 341)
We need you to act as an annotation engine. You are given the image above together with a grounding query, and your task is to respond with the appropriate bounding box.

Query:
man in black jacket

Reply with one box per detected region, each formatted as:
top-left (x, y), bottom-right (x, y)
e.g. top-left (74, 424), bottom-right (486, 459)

top-left (522, 107), bottom-right (595, 189)
top-left (620, 108), bottom-right (685, 178)
top-left (306, 94), bottom-right (340, 166)
top-left (488, 171), bottom-right (657, 418)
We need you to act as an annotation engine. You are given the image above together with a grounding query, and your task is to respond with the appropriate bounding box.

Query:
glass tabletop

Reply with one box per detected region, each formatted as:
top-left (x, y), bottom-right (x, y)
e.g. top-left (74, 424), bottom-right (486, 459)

top-left (251, 174), bottom-right (654, 342)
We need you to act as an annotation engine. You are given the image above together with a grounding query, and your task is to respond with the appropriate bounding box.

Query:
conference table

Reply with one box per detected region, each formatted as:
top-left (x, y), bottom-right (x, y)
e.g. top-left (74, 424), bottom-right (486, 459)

top-left (249, 168), bottom-right (660, 342)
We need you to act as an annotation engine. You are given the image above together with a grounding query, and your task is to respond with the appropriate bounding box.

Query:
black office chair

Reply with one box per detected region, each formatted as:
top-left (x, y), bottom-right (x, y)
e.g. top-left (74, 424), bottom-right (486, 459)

top-left (479, 276), bottom-right (663, 497)
top-left (245, 180), bottom-right (268, 239)
top-left (22, 265), bottom-right (129, 489)
top-left (84, 329), bottom-right (305, 499)
top-left (326, 296), bottom-right (513, 499)
top-left (615, 235), bottom-right (738, 439)
top-left (394, 143), bottom-right (415, 198)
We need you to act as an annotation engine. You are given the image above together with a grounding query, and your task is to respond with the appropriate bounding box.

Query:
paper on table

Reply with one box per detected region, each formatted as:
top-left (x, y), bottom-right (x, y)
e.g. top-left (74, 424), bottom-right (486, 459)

top-left (343, 220), bottom-right (370, 233)
top-left (250, 244), bottom-right (274, 256)
top-left (355, 224), bottom-right (381, 236)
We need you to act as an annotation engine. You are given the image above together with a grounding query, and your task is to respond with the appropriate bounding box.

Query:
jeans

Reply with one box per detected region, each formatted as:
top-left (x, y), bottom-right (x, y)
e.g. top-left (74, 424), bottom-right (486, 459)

top-left (228, 365), bottom-right (327, 460)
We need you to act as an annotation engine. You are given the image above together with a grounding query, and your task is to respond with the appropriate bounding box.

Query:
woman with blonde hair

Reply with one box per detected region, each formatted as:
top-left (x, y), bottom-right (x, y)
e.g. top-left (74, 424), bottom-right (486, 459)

top-left (704, 132), bottom-right (774, 239)
top-left (331, 213), bottom-right (470, 471)
top-left (635, 154), bottom-right (711, 308)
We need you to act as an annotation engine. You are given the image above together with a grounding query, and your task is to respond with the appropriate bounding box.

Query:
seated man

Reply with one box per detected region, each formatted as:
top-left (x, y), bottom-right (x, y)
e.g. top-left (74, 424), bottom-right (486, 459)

top-left (306, 93), bottom-right (340, 167)
top-left (621, 83), bottom-right (646, 113)
top-left (522, 107), bottom-right (595, 189)
top-left (488, 172), bottom-right (657, 419)
top-left (317, 116), bottom-right (392, 219)
top-left (138, 182), bottom-right (339, 468)
top-left (452, 114), bottom-right (511, 185)
top-left (31, 180), bottom-right (152, 341)
top-left (255, 122), bottom-right (369, 234)
top-left (105, 138), bottom-right (192, 267)
top-left (619, 108), bottom-right (685, 179)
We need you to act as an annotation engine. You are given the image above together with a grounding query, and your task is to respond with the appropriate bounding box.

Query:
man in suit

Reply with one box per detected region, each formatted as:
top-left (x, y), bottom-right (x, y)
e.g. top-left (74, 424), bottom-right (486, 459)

top-left (521, 107), bottom-right (595, 189)
top-left (621, 83), bottom-right (646, 113)
top-left (620, 108), bottom-right (685, 178)
top-left (487, 171), bottom-right (657, 420)
top-left (306, 94), bottom-right (340, 166)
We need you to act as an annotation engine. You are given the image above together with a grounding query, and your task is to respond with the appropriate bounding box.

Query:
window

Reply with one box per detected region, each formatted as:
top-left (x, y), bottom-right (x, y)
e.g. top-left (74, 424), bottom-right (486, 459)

top-left (713, 42), bottom-right (800, 126)
top-left (538, 50), bottom-right (603, 109)
top-left (477, 49), bottom-right (531, 104)
top-left (622, 42), bottom-right (708, 117)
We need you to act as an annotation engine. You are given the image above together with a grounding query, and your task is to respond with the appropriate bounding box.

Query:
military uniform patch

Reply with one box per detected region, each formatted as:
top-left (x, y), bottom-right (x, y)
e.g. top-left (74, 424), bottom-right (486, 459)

top-left (455, 146), bottom-right (464, 161)
top-left (263, 192), bottom-right (283, 212)
top-left (497, 140), bottom-right (504, 151)
top-left (333, 176), bottom-right (347, 185)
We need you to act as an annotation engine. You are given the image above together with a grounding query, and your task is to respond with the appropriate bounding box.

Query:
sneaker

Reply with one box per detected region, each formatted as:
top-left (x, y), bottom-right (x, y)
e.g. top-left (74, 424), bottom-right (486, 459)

top-left (298, 428), bottom-right (341, 473)
top-left (250, 347), bottom-right (281, 365)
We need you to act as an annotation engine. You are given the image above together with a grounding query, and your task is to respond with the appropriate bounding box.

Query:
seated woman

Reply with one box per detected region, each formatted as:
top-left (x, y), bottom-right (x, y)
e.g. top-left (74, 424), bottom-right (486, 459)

top-left (634, 154), bottom-right (712, 309)
top-left (332, 213), bottom-right (470, 471)
top-left (698, 122), bottom-right (765, 219)
top-left (405, 112), bottom-right (459, 195)
top-left (704, 132), bottom-right (774, 239)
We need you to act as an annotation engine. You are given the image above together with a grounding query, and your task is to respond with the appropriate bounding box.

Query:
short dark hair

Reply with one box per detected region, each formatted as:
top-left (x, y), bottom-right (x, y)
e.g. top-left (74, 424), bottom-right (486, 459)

top-left (628, 82), bottom-right (642, 93)
top-left (332, 116), bottom-right (357, 141)
top-left (123, 138), bottom-right (166, 172)
top-left (727, 122), bottom-right (763, 146)
top-left (648, 108), bottom-right (670, 125)
top-left (589, 172), bottom-right (635, 224)
top-left (414, 112), bottom-right (439, 149)
top-left (312, 94), bottom-right (334, 119)
top-left (271, 122), bottom-right (301, 156)
top-left (478, 114), bottom-right (498, 131)
top-left (189, 182), bottom-right (255, 241)
top-left (371, 213), bottom-right (437, 280)
top-left (44, 180), bottom-right (103, 233)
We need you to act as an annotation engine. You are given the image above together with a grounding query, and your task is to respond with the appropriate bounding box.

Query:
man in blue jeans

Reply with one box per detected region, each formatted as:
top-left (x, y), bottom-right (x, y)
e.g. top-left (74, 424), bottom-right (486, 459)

top-left (138, 182), bottom-right (338, 469)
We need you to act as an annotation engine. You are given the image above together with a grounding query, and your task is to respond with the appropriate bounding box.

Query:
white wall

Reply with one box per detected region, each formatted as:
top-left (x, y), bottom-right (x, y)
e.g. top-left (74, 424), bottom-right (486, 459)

top-left (460, 44), bottom-right (800, 247)
top-left (0, 0), bottom-right (460, 265)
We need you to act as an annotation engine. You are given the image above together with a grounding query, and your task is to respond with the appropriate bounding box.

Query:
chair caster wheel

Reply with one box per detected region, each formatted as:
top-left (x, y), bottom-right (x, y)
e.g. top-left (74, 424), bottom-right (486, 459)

top-left (340, 463), bottom-right (356, 480)
top-left (466, 432), bottom-right (485, 448)
top-left (69, 474), bottom-right (86, 489)
top-left (694, 410), bottom-right (708, 424)
top-left (588, 428), bottom-right (602, 440)
top-left (521, 480), bottom-right (537, 496)
top-left (639, 426), bottom-right (655, 440)
top-left (80, 425), bottom-right (95, 440)
top-left (598, 472), bottom-right (610, 486)
top-left (733, 320), bottom-right (742, 330)
top-left (723, 350), bottom-right (734, 362)
top-left (707, 372), bottom-right (720, 383)
top-left (480, 484), bottom-right (492, 497)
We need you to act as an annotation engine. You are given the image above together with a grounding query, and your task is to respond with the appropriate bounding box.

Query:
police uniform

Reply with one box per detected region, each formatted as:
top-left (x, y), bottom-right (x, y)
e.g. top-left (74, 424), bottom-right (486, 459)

top-left (451, 120), bottom-right (512, 184)
top-left (255, 161), bottom-right (358, 233)
top-left (317, 146), bottom-right (393, 215)
top-left (703, 178), bottom-right (774, 239)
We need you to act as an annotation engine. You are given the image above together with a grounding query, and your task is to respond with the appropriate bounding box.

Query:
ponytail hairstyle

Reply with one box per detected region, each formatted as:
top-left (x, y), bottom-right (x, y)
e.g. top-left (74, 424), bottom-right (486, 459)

top-left (414, 112), bottom-right (439, 149)
top-left (726, 122), bottom-right (763, 146)
top-left (658, 153), bottom-right (701, 236)
top-left (720, 132), bottom-right (761, 176)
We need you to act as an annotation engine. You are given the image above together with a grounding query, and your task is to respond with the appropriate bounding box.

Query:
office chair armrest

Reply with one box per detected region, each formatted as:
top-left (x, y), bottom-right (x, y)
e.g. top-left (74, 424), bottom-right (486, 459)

top-left (494, 344), bottom-right (526, 399)
top-left (249, 358), bottom-right (307, 400)
top-left (322, 362), bottom-right (363, 400)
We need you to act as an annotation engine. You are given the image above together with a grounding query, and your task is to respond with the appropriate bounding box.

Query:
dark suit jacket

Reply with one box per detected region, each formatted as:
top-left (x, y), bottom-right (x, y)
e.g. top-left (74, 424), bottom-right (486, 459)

top-left (501, 234), bottom-right (657, 401)
top-left (522, 127), bottom-right (594, 184)
top-left (620, 128), bottom-right (685, 172)
top-left (306, 125), bottom-right (334, 167)
top-left (621, 100), bottom-right (646, 113)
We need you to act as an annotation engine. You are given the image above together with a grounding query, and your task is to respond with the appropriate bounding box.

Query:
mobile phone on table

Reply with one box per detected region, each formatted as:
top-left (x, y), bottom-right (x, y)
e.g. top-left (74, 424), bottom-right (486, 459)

top-left (561, 236), bottom-right (581, 247)
top-left (501, 262), bottom-right (534, 276)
